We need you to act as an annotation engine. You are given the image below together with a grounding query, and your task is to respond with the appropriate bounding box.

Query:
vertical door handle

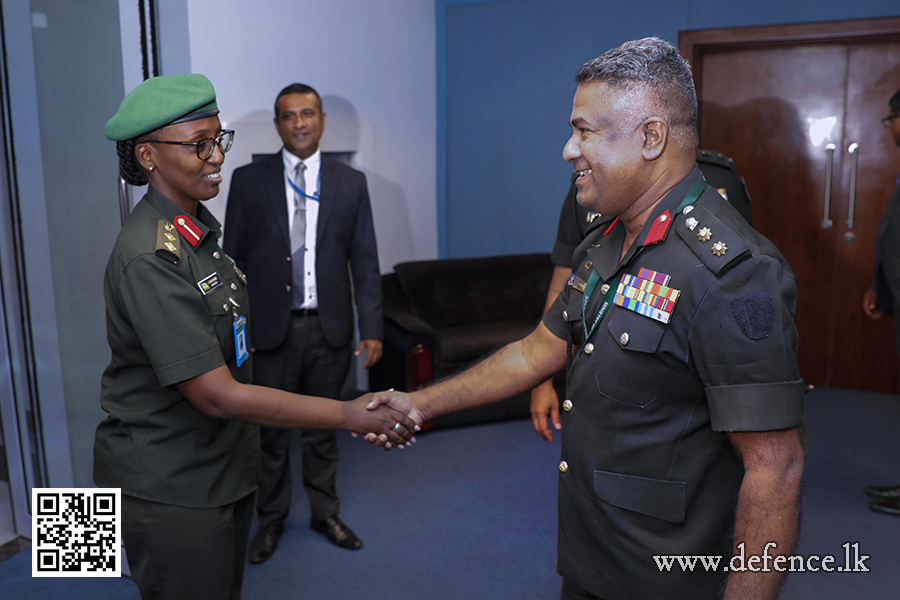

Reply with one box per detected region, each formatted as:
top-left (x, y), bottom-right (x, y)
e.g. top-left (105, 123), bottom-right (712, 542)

top-left (821, 143), bottom-right (835, 229)
top-left (844, 143), bottom-right (859, 242)
top-left (118, 176), bottom-right (131, 227)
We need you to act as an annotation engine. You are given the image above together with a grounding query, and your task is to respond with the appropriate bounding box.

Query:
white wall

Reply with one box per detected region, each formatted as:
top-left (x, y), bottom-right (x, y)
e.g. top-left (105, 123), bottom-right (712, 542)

top-left (186, 0), bottom-right (439, 271)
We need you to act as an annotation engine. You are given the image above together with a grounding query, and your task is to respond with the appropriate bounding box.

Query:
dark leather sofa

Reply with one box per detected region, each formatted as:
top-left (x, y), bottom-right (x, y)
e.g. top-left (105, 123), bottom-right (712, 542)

top-left (369, 253), bottom-right (561, 428)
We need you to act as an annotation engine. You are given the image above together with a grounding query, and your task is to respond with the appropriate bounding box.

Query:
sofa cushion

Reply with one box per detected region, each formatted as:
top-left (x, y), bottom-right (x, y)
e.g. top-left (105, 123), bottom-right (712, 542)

top-left (393, 253), bottom-right (552, 329)
top-left (438, 320), bottom-right (539, 367)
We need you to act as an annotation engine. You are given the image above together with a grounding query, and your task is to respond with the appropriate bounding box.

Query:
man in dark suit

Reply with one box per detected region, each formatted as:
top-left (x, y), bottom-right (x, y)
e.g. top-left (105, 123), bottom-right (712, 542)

top-left (224, 83), bottom-right (382, 561)
top-left (863, 86), bottom-right (900, 514)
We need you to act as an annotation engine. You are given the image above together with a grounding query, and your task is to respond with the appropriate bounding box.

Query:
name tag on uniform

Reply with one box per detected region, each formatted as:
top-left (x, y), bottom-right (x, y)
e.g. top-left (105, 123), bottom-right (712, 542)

top-left (233, 315), bottom-right (248, 367)
top-left (567, 273), bottom-right (587, 293)
top-left (198, 272), bottom-right (222, 295)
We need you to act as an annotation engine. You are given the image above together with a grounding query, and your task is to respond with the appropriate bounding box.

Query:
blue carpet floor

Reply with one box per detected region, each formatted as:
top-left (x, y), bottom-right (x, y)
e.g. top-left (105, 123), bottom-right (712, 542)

top-left (2, 386), bottom-right (899, 599)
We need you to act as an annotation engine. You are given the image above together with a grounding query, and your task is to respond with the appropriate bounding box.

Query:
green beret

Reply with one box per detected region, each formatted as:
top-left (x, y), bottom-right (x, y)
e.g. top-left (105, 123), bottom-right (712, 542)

top-left (105, 73), bottom-right (219, 141)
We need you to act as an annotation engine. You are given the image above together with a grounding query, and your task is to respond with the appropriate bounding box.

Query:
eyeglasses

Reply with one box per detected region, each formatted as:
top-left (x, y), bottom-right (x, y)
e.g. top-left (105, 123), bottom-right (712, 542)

top-left (881, 114), bottom-right (899, 129)
top-left (147, 129), bottom-right (235, 160)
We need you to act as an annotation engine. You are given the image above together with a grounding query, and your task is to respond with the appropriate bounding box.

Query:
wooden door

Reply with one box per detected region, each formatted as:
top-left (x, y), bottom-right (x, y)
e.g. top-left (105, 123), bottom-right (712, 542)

top-left (681, 19), bottom-right (900, 393)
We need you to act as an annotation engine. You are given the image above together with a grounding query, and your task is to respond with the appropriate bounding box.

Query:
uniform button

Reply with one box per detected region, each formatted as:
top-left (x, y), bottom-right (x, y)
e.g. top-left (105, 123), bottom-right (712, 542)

top-left (584, 343), bottom-right (594, 355)
top-left (286, 285), bottom-right (291, 292)
top-left (213, 251), bottom-right (220, 259)
top-left (683, 205), bottom-right (694, 214)
top-left (600, 284), bottom-right (610, 295)
top-left (559, 461), bottom-right (569, 473)
top-left (563, 399), bottom-right (573, 412)
top-left (231, 283), bottom-right (238, 291)
top-left (620, 332), bottom-right (630, 346)
top-left (222, 303), bottom-right (229, 312)
top-left (286, 256), bottom-right (291, 262)
top-left (563, 310), bottom-right (568, 321)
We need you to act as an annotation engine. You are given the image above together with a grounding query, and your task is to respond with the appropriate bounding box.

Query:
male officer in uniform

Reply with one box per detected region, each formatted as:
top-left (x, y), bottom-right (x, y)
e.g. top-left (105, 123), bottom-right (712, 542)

top-left (863, 86), bottom-right (900, 514)
top-left (370, 37), bottom-right (804, 600)
top-left (531, 151), bottom-right (755, 441)
top-left (225, 83), bottom-right (382, 561)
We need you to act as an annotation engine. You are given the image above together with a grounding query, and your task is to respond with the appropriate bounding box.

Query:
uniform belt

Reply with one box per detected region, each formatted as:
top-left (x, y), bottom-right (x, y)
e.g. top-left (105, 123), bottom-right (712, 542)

top-left (291, 308), bottom-right (318, 316)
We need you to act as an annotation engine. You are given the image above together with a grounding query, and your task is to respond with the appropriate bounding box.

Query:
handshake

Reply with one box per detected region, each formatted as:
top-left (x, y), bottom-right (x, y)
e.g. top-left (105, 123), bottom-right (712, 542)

top-left (348, 390), bottom-right (425, 451)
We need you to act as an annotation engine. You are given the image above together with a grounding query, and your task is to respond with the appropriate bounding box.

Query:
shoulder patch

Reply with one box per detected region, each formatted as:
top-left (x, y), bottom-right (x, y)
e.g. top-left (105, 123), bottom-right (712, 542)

top-left (156, 219), bottom-right (181, 264)
top-left (731, 290), bottom-right (776, 339)
top-left (674, 195), bottom-right (749, 276)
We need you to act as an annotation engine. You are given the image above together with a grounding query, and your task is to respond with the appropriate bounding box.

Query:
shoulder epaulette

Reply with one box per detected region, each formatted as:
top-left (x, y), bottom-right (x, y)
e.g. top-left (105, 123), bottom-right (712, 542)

top-left (696, 149), bottom-right (736, 170)
top-left (155, 219), bottom-right (181, 264)
top-left (673, 195), bottom-right (749, 276)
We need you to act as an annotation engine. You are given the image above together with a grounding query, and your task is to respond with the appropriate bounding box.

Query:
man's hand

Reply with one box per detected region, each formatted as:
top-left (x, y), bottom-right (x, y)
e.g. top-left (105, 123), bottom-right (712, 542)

top-left (863, 288), bottom-right (883, 319)
top-left (355, 339), bottom-right (383, 369)
top-left (345, 393), bottom-right (418, 450)
top-left (530, 379), bottom-right (561, 442)
top-left (361, 390), bottom-right (424, 450)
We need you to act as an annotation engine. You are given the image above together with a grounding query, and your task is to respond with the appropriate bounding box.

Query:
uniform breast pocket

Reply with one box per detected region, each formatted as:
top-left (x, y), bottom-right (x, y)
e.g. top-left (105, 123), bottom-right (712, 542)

top-left (593, 308), bottom-right (666, 408)
top-left (201, 287), bottom-right (236, 360)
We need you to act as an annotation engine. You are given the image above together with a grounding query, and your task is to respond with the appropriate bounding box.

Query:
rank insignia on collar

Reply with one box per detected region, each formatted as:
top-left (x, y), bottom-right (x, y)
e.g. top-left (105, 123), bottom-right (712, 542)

top-left (174, 215), bottom-right (203, 247)
top-left (614, 268), bottom-right (680, 324)
top-left (697, 227), bottom-right (712, 242)
top-left (712, 241), bottom-right (728, 256)
top-left (643, 210), bottom-right (672, 246)
top-left (685, 217), bottom-right (699, 231)
top-left (587, 211), bottom-right (601, 223)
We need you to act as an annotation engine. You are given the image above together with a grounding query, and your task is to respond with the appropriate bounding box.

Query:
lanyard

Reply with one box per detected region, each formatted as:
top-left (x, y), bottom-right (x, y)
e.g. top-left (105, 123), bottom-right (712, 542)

top-left (580, 175), bottom-right (707, 347)
top-left (283, 160), bottom-right (321, 202)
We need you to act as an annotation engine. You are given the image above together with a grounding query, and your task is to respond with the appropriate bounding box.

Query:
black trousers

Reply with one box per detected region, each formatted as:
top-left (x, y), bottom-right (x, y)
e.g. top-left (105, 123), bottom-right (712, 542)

top-left (560, 579), bottom-right (604, 600)
top-left (252, 312), bottom-right (351, 526)
top-left (122, 492), bottom-right (255, 600)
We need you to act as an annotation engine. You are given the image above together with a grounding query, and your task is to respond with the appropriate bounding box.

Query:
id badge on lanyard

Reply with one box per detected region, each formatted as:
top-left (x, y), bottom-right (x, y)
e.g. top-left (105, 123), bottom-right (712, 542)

top-left (229, 298), bottom-right (249, 367)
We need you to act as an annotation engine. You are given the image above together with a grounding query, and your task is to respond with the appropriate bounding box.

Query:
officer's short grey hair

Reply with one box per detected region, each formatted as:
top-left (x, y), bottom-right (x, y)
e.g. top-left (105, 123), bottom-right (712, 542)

top-left (575, 37), bottom-right (698, 146)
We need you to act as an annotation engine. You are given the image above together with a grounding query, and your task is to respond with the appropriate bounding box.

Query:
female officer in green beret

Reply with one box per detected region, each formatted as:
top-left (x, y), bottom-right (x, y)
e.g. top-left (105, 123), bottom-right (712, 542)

top-left (94, 74), bottom-right (415, 599)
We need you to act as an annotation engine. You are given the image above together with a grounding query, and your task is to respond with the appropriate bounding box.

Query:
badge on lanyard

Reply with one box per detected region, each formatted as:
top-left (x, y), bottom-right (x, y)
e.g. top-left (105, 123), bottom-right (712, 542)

top-left (229, 298), bottom-right (249, 367)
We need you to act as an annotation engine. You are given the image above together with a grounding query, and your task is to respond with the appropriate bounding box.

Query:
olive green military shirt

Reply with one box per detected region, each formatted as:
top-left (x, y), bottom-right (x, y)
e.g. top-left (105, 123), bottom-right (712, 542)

top-left (94, 188), bottom-right (258, 508)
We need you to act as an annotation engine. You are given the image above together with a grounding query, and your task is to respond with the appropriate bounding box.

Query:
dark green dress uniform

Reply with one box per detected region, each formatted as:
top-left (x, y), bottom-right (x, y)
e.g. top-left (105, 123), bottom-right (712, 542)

top-left (543, 167), bottom-right (804, 600)
top-left (94, 188), bottom-right (257, 596)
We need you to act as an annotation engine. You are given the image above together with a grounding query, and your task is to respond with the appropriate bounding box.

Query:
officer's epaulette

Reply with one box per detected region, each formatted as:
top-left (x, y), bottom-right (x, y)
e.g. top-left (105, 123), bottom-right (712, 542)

top-left (696, 149), bottom-right (737, 170)
top-left (673, 198), bottom-right (749, 276)
top-left (155, 219), bottom-right (181, 264)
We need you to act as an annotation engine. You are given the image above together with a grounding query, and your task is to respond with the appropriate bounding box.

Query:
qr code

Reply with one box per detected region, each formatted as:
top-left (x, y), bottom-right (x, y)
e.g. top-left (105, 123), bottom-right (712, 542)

top-left (32, 488), bottom-right (121, 577)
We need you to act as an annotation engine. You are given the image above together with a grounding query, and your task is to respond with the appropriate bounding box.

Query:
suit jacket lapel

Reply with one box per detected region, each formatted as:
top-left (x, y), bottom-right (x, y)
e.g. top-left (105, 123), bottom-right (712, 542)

top-left (265, 153), bottom-right (291, 249)
top-left (317, 155), bottom-right (337, 239)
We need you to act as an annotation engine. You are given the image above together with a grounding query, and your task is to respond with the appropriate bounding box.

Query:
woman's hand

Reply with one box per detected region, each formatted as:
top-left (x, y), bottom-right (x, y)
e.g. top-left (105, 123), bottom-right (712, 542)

top-left (344, 394), bottom-right (419, 450)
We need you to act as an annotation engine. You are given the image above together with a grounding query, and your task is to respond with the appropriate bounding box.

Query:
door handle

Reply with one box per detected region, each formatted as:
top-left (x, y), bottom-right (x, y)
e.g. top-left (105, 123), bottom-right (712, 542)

top-left (821, 143), bottom-right (835, 229)
top-left (118, 176), bottom-right (131, 227)
top-left (844, 143), bottom-right (859, 242)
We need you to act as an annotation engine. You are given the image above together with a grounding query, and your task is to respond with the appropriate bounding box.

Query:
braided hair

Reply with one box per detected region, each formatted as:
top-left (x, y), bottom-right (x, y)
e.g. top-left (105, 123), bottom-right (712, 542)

top-left (116, 139), bottom-right (148, 186)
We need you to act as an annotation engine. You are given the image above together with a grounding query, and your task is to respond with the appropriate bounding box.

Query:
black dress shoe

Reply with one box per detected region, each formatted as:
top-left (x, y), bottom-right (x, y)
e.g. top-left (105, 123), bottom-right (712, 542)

top-left (864, 484), bottom-right (900, 499)
top-left (310, 515), bottom-right (363, 550)
top-left (248, 521), bottom-right (284, 564)
top-left (870, 498), bottom-right (900, 516)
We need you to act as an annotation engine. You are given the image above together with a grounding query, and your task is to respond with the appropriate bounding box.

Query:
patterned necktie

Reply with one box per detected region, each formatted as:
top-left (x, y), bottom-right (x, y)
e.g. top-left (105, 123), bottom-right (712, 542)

top-left (291, 161), bottom-right (307, 308)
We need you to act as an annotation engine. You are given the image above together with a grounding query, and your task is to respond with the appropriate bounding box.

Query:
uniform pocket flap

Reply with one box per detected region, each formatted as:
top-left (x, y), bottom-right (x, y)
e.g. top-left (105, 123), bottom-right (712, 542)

top-left (566, 292), bottom-right (584, 324)
top-left (605, 307), bottom-right (666, 353)
top-left (593, 469), bottom-right (686, 524)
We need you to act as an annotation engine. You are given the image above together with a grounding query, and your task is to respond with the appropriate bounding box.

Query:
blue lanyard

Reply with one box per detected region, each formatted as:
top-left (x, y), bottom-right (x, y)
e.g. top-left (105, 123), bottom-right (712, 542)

top-left (580, 175), bottom-right (707, 347)
top-left (283, 159), bottom-right (321, 202)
